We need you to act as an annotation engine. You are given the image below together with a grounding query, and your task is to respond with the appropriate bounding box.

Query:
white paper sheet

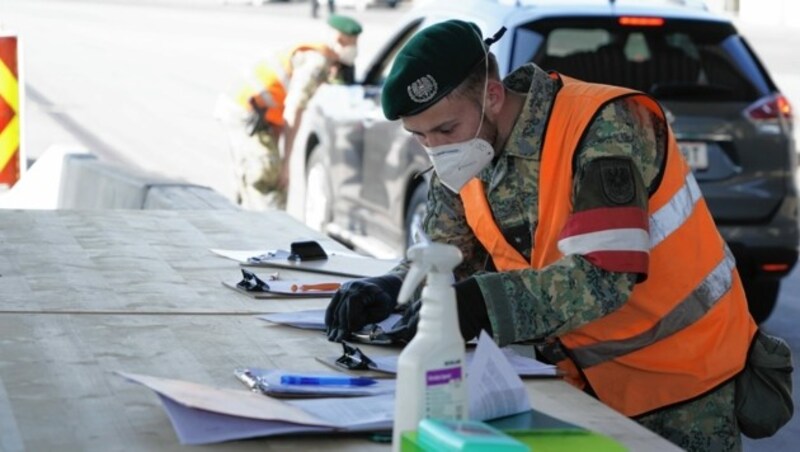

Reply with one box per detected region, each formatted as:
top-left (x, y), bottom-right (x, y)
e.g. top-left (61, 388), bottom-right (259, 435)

top-left (121, 330), bottom-right (549, 445)
top-left (210, 248), bottom-right (368, 263)
top-left (158, 395), bottom-right (330, 445)
top-left (122, 372), bottom-right (394, 444)
top-left (259, 309), bottom-right (329, 330)
top-left (290, 393), bottom-right (395, 429)
top-left (210, 248), bottom-right (398, 278)
top-left (467, 331), bottom-right (533, 421)
top-left (357, 346), bottom-right (557, 377)
top-left (259, 309), bottom-right (402, 334)
top-left (118, 372), bottom-right (327, 426)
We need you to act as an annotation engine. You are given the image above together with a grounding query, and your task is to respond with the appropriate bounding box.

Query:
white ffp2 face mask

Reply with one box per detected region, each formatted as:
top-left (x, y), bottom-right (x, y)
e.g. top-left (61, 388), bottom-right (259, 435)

top-left (427, 138), bottom-right (494, 193)
top-left (425, 25), bottom-right (497, 194)
top-left (335, 44), bottom-right (358, 65)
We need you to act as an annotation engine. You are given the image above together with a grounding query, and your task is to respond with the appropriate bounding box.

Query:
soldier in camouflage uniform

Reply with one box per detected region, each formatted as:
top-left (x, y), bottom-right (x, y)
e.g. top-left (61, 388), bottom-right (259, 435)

top-left (218, 15), bottom-right (361, 210)
top-left (325, 20), bottom-right (753, 451)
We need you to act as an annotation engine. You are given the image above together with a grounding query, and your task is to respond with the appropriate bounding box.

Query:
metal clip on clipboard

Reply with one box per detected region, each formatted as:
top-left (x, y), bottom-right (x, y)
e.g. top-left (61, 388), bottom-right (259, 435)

top-left (335, 342), bottom-right (377, 371)
top-left (236, 268), bottom-right (272, 292)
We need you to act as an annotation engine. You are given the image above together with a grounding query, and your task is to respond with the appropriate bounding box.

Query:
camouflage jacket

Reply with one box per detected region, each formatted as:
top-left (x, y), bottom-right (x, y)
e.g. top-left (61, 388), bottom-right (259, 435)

top-left (283, 48), bottom-right (336, 127)
top-left (405, 63), bottom-right (668, 346)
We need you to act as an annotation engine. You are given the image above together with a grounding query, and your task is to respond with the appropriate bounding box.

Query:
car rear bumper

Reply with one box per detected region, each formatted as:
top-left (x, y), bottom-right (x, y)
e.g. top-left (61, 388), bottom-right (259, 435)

top-left (717, 194), bottom-right (799, 282)
top-left (728, 243), bottom-right (798, 282)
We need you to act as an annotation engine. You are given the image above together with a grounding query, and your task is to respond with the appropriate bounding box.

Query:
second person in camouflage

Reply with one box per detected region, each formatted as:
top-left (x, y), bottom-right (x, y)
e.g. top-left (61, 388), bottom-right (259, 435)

top-left (220, 14), bottom-right (361, 210)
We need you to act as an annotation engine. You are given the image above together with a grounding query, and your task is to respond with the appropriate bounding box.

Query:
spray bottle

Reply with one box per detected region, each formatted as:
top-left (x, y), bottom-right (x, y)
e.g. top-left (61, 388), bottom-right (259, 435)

top-left (391, 241), bottom-right (468, 451)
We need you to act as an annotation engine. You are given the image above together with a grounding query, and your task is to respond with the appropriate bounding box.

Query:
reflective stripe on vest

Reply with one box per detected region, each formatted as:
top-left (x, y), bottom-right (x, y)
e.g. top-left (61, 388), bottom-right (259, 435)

top-left (460, 73), bottom-right (756, 416)
top-left (571, 245), bottom-right (736, 368)
top-left (650, 171), bottom-right (702, 247)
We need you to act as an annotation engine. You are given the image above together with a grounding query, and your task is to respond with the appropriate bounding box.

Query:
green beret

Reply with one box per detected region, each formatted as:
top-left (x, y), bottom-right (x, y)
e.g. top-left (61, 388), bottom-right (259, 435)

top-left (327, 14), bottom-right (363, 36)
top-left (382, 20), bottom-right (486, 120)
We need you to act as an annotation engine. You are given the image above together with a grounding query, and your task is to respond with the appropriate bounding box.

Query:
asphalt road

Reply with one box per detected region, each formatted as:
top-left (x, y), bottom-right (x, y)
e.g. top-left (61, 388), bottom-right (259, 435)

top-left (1, 0), bottom-right (799, 450)
top-left (2, 0), bottom-right (408, 200)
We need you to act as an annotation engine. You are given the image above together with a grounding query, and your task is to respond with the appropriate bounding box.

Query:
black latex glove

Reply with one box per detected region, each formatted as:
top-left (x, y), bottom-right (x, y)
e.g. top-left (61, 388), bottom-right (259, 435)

top-left (386, 278), bottom-right (491, 345)
top-left (385, 299), bottom-right (422, 344)
top-left (325, 274), bottom-right (403, 342)
top-left (454, 277), bottom-right (492, 341)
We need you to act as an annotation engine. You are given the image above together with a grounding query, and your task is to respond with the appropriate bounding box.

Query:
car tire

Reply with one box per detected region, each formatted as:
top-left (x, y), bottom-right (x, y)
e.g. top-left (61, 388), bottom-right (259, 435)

top-left (404, 183), bottom-right (428, 248)
top-left (304, 147), bottom-right (332, 233)
top-left (743, 279), bottom-right (780, 324)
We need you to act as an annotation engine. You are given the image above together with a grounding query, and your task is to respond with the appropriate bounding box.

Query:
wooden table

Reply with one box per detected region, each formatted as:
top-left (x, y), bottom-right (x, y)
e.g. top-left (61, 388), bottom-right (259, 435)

top-left (0, 210), bottom-right (680, 451)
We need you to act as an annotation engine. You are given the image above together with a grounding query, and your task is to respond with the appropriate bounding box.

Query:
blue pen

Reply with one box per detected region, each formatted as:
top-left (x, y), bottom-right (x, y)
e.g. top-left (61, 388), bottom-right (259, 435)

top-left (280, 374), bottom-right (377, 387)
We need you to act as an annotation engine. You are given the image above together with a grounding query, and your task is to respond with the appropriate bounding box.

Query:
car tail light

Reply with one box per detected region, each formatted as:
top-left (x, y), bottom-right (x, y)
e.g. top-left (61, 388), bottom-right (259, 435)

top-left (762, 263), bottom-right (791, 272)
top-left (746, 94), bottom-right (793, 121)
top-left (619, 17), bottom-right (664, 27)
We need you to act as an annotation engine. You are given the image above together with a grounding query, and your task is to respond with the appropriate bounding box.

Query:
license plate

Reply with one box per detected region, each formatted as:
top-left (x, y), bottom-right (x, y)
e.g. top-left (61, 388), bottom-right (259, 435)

top-left (678, 141), bottom-right (709, 170)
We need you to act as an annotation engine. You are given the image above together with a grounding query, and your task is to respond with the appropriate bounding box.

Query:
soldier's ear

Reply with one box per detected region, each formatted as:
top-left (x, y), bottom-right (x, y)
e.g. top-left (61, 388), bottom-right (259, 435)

top-left (485, 79), bottom-right (505, 115)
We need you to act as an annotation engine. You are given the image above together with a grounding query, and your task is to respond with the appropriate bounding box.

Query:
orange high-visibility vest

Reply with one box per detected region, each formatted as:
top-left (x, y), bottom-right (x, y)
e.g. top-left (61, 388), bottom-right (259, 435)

top-left (460, 74), bottom-right (757, 416)
top-left (236, 43), bottom-right (332, 127)
top-left (0, 33), bottom-right (22, 188)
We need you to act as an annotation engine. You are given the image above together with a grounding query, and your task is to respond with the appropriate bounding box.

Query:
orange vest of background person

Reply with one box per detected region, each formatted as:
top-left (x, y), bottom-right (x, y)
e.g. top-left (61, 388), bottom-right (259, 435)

top-left (236, 43), bottom-right (332, 128)
top-left (0, 32), bottom-right (22, 188)
top-left (460, 74), bottom-right (757, 417)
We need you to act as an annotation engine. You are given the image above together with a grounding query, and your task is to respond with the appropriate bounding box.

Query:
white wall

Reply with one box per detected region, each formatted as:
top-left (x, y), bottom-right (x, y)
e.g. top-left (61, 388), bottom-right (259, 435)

top-left (738, 0), bottom-right (800, 28)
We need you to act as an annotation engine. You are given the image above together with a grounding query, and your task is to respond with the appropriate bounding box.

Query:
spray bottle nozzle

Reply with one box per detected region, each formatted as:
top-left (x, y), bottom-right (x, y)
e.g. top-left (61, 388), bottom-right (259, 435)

top-left (397, 242), bottom-right (463, 305)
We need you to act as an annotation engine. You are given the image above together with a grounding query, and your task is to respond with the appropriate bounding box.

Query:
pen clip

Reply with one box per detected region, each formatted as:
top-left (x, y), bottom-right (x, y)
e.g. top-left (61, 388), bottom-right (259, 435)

top-left (233, 368), bottom-right (268, 394)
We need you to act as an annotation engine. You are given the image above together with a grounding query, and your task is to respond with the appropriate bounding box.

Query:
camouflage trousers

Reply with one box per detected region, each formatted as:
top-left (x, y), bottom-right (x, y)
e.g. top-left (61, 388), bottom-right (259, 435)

top-left (635, 379), bottom-right (741, 452)
top-left (227, 126), bottom-right (286, 210)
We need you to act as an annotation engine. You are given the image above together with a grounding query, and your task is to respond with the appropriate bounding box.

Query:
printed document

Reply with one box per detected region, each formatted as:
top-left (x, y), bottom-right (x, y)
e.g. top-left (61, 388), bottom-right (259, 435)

top-left (121, 330), bottom-right (547, 444)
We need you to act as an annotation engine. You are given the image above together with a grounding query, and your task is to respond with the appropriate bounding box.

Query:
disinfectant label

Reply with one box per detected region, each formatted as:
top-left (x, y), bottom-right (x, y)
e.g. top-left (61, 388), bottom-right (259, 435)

top-left (424, 366), bottom-right (465, 419)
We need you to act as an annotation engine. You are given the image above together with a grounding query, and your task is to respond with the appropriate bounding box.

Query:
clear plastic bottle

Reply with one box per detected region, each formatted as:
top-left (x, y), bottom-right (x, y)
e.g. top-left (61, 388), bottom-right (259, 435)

top-left (391, 241), bottom-right (468, 451)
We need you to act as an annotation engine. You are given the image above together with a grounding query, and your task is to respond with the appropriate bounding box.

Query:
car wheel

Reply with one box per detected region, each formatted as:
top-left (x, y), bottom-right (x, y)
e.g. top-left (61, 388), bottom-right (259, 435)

top-left (743, 279), bottom-right (780, 323)
top-left (404, 183), bottom-right (428, 248)
top-left (304, 147), bottom-right (332, 233)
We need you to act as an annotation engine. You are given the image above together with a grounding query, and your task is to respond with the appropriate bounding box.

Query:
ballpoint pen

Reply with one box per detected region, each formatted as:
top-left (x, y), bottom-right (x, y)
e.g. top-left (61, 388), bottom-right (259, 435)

top-left (290, 282), bottom-right (341, 292)
top-left (279, 374), bottom-right (377, 387)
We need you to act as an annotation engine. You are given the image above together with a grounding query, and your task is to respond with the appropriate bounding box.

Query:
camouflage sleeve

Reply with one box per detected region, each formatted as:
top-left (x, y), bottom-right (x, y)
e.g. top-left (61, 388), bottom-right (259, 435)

top-left (283, 51), bottom-right (329, 126)
top-left (380, 174), bottom-right (487, 305)
top-left (424, 174), bottom-right (490, 280)
top-left (478, 98), bottom-right (666, 346)
top-left (574, 97), bottom-right (667, 191)
top-left (389, 174), bottom-right (489, 280)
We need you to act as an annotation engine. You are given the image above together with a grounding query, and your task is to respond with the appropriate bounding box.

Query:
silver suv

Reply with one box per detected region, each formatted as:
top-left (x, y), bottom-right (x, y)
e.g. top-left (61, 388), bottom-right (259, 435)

top-left (286, 0), bottom-right (798, 322)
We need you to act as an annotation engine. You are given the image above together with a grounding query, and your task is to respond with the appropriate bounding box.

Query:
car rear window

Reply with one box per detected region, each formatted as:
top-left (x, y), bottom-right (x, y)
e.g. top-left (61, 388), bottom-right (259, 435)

top-left (512, 17), bottom-right (772, 102)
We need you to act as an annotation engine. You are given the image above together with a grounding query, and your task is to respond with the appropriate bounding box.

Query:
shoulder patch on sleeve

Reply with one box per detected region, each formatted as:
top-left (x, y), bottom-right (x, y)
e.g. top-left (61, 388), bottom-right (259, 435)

top-left (599, 158), bottom-right (635, 205)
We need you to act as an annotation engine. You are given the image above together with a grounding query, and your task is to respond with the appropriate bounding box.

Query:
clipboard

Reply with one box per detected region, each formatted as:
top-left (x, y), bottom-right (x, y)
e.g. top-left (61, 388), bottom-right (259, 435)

top-left (210, 241), bottom-right (399, 278)
top-left (223, 269), bottom-right (343, 298)
top-left (222, 281), bottom-right (338, 299)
